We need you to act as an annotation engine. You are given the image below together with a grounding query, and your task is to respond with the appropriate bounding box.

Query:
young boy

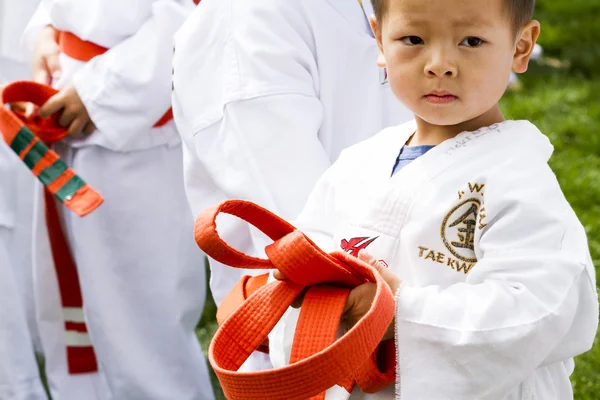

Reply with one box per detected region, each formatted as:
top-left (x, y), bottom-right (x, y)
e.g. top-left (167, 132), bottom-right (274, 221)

top-left (273, 0), bottom-right (599, 398)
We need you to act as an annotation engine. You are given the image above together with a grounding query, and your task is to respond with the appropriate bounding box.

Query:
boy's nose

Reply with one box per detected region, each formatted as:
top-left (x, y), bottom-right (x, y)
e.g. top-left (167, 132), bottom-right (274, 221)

top-left (425, 51), bottom-right (457, 78)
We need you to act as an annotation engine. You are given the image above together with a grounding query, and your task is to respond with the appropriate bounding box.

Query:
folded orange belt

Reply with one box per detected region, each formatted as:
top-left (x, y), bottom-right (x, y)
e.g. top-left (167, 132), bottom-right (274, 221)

top-left (195, 200), bottom-right (397, 400)
top-left (0, 81), bottom-right (102, 374)
top-left (58, 31), bottom-right (173, 128)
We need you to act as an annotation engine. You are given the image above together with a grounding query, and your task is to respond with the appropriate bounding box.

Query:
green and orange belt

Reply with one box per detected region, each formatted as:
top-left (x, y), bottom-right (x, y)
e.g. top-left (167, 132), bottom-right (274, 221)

top-left (195, 200), bottom-right (397, 400)
top-left (0, 80), bottom-right (102, 373)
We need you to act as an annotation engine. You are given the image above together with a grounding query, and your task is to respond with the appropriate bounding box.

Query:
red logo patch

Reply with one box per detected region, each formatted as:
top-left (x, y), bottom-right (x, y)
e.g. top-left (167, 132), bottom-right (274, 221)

top-left (340, 236), bottom-right (378, 257)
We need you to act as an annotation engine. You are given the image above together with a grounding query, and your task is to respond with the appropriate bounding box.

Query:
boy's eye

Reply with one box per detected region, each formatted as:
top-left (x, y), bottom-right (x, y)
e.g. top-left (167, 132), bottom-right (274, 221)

top-left (400, 36), bottom-right (424, 45)
top-left (460, 37), bottom-right (484, 47)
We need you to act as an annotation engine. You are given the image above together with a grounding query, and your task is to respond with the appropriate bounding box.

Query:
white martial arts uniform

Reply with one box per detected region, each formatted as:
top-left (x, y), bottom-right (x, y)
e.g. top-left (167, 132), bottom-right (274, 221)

top-left (270, 120), bottom-right (599, 399)
top-left (22, 1), bottom-right (214, 399)
top-left (172, 0), bottom-right (412, 308)
top-left (0, 0), bottom-right (47, 398)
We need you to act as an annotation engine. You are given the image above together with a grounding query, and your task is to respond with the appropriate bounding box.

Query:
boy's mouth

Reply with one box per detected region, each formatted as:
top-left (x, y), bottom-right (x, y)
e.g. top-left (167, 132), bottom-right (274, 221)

top-left (423, 91), bottom-right (458, 104)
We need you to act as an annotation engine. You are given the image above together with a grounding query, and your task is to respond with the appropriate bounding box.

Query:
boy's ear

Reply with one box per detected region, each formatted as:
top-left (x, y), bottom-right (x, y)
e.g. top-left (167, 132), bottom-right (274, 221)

top-left (370, 15), bottom-right (387, 68)
top-left (512, 20), bottom-right (541, 74)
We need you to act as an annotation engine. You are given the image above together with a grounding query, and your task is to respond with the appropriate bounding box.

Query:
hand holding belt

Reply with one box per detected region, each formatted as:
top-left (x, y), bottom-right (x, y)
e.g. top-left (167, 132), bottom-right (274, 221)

top-left (0, 81), bottom-right (102, 374)
top-left (195, 200), bottom-right (397, 400)
top-left (0, 81), bottom-right (102, 215)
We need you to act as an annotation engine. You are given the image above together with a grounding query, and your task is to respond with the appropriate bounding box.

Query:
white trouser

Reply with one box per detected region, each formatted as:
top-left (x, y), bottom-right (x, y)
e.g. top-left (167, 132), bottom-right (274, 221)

top-left (10, 156), bottom-right (43, 354)
top-left (0, 226), bottom-right (48, 400)
top-left (1, 54), bottom-right (43, 356)
top-left (33, 142), bottom-right (214, 400)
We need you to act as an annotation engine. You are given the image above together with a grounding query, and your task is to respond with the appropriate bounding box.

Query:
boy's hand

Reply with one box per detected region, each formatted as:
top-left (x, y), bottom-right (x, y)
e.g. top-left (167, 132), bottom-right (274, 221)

top-left (1, 84), bottom-right (27, 113)
top-left (273, 250), bottom-right (402, 342)
top-left (32, 25), bottom-right (62, 85)
top-left (342, 251), bottom-right (401, 341)
top-left (39, 83), bottom-right (96, 137)
top-left (26, 25), bottom-right (62, 117)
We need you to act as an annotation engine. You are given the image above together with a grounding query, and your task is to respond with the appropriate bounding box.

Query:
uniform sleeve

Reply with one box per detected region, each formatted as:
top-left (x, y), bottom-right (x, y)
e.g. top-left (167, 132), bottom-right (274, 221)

top-left (70, 0), bottom-right (193, 149)
top-left (20, 1), bottom-right (52, 61)
top-left (172, 0), bottom-right (332, 256)
top-left (195, 95), bottom-right (329, 225)
top-left (394, 164), bottom-right (599, 399)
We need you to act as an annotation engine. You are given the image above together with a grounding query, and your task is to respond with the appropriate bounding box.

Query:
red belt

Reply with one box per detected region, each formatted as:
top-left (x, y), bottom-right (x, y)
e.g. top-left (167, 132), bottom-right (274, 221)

top-left (0, 81), bottom-right (103, 373)
top-left (57, 31), bottom-right (174, 128)
top-left (195, 200), bottom-right (396, 400)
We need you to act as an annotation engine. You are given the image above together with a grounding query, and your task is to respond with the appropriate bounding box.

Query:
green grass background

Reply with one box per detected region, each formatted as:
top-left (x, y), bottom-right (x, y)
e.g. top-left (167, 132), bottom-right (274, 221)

top-left (196, 1), bottom-right (600, 398)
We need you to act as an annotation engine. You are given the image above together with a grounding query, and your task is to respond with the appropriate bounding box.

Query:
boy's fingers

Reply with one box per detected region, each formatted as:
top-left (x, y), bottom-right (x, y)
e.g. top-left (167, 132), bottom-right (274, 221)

top-left (39, 93), bottom-right (65, 118)
top-left (273, 269), bottom-right (303, 307)
top-left (342, 283), bottom-right (372, 314)
top-left (358, 250), bottom-right (377, 265)
top-left (83, 121), bottom-right (96, 135)
top-left (9, 102), bottom-right (27, 113)
top-left (25, 103), bottom-right (38, 119)
top-left (45, 53), bottom-right (62, 81)
top-left (68, 116), bottom-right (87, 138)
top-left (32, 61), bottom-right (51, 85)
top-left (273, 270), bottom-right (287, 280)
top-left (32, 26), bottom-right (61, 84)
top-left (342, 291), bottom-right (355, 314)
top-left (58, 107), bottom-right (77, 128)
top-left (358, 250), bottom-right (390, 272)
top-left (291, 290), bottom-right (307, 309)
top-left (378, 267), bottom-right (402, 298)
top-left (358, 250), bottom-right (402, 294)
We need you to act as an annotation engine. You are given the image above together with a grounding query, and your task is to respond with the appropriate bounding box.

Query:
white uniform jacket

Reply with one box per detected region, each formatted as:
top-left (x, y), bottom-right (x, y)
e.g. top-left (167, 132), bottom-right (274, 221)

top-left (172, 0), bottom-right (412, 304)
top-left (18, 2), bottom-right (215, 399)
top-left (22, 0), bottom-right (196, 152)
top-left (272, 120), bottom-right (599, 399)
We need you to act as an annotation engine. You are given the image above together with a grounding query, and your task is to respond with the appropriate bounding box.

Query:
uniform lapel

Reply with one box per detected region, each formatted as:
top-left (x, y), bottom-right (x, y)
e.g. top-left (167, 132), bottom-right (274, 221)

top-left (366, 121), bottom-right (538, 238)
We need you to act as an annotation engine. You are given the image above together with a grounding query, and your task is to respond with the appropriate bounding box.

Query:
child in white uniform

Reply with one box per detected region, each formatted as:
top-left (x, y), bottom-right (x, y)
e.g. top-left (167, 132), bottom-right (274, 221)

top-left (274, 0), bottom-right (599, 398)
top-left (22, 1), bottom-right (214, 399)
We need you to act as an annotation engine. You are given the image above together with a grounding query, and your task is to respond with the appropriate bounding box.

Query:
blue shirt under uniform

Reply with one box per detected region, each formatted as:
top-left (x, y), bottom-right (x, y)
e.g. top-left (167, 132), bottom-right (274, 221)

top-left (391, 145), bottom-right (435, 176)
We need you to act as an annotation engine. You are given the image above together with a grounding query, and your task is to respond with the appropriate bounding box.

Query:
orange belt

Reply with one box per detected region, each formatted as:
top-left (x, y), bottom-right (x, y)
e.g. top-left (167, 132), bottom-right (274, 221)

top-left (195, 200), bottom-right (397, 400)
top-left (57, 31), bottom-right (174, 128)
top-left (0, 81), bottom-right (103, 373)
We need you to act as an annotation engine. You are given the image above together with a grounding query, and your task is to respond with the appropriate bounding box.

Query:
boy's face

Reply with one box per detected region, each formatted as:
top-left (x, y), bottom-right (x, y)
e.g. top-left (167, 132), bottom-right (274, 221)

top-left (373, 0), bottom-right (537, 127)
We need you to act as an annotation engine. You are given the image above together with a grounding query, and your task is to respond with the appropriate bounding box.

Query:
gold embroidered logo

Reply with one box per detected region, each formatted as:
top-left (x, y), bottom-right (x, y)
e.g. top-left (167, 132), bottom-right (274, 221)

top-left (440, 182), bottom-right (487, 263)
top-left (417, 182), bottom-right (486, 274)
top-left (416, 246), bottom-right (474, 274)
top-left (441, 198), bottom-right (480, 262)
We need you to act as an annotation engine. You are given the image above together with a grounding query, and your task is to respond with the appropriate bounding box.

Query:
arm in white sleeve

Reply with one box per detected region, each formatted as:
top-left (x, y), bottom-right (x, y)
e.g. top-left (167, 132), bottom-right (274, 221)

top-left (394, 166), bottom-right (599, 399)
top-left (173, 0), bottom-right (332, 255)
top-left (71, 0), bottom-right (193, 149)
top-left (20, 1), bottom-right (52, 62)
top-left (178, 95), bottom-right (330, 304)
top-left (191, 95), bottom-right (331, 255)
top-left (204, 95), bottom-right (329, 217)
